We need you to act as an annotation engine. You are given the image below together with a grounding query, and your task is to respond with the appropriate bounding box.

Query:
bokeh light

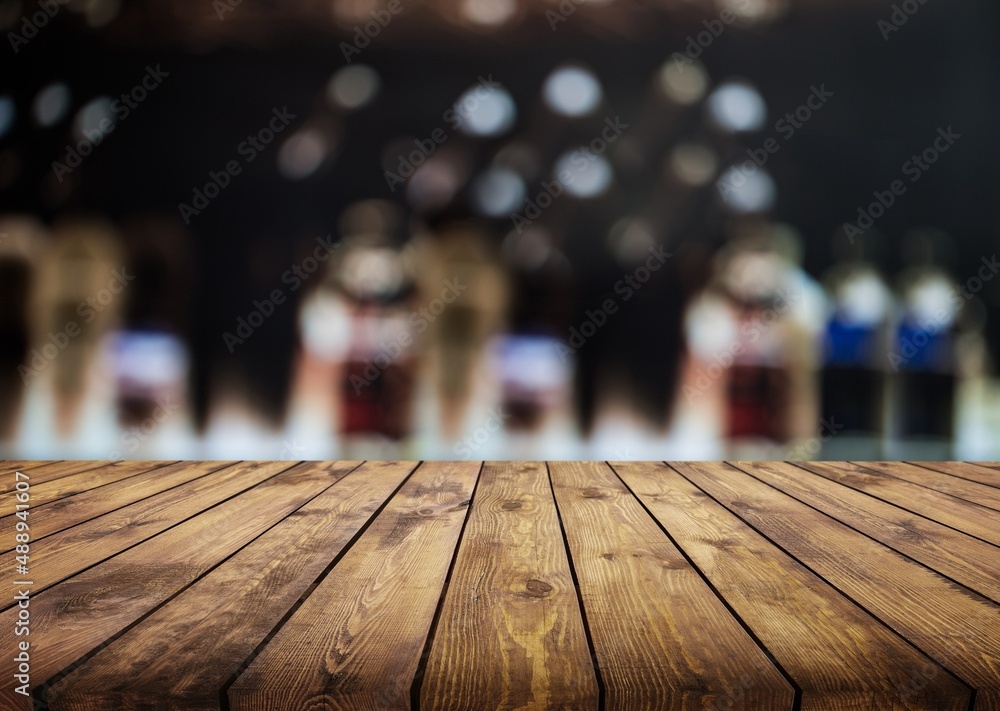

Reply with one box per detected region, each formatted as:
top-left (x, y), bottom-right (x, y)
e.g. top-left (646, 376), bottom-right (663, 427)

top-left (707, 80), bottom-right (767, 132)
top-left (543, 66), bottom-right (603, 117)
top-left (453, 85), bottom-right (517, 137)
top-left (327, 65), bottom-right (381, 111)
top-left (555, 150), bottom-right (613, 197)
top-left (33, 83), bottom-right (71, 127)
top-left (471, 168), bottom-right (526, 217)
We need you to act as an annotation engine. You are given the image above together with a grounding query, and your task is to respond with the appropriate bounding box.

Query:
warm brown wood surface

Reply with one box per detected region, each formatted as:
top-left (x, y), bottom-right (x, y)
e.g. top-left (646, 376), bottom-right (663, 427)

top-left (420, 461), bottom-right (599, 711)
top-left (1, 460), bottom-right (998, 710)
top-left (908, 461), bottom-right (1000, 490)
top-left (0, 461), bottom-right (298, 597)
top-left (680, 461), bottom-right (1000, 711)
top-left (0, 461), bottom-right (175, 514)
top-left (47, 461), bottom-right (408, 711)
top-left (0, 461), bottom-right (113, 497)
top-left (0, 461), bottom-right (233, 550)
top-left (853, 461), bottom-right (1000, 511)
top-left (614, 461), bottom-right (970, 710)
top-left (734, 461), bottom-right (1000, 603)
top-left (550, 460), bottom-right (793, 711)
top-left (228, 461), bottom-right (479, 711)
top-left (796, 461), bottom-right (1000, 546)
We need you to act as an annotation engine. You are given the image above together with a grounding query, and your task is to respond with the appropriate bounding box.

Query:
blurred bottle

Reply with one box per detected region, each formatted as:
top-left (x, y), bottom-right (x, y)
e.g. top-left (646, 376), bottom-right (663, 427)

top-left (889, 267), bottom-right (962, 458)
top-left (104, 215), bottom-right (195, 458)
top-left (23, 218), bottom-right (123, 452)
top-left (886, 230), bottom-right (974, 459)
top-left (706, 226), bottom-right (821, 458)
top-left (0, 216), bottom-right (47, 448)
top-left (411, 212), bottom-right (509, 445)
top-left (286, 267), bottom-right (351, 460)
top-left (494, 225), bottom-right (578, 458)
top-left (340, 253), bottom-right (416, 448)
top-left (724, 249), bottom-right (792, 448)
top-left (768, 224), bottom-right (826, 457)
top-left (820, 259), bottom-right (894, 458)
top-left (293, 201), bottom-right (418, 457)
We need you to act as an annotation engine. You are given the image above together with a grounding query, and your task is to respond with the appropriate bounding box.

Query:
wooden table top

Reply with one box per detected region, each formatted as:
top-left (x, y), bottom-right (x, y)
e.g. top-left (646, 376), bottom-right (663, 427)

top-left (2, 460), bottom-right (999, 710)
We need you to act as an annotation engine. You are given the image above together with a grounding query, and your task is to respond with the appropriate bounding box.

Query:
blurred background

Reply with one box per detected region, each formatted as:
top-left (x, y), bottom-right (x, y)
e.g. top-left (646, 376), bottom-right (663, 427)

top-left (1, 0), bottom-right (999, 461)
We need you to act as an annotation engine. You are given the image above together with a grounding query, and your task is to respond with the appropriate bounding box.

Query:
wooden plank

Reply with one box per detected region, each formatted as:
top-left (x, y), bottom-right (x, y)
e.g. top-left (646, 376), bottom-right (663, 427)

top-left (0, 461), bottom-right (113, 495)
top-left (47, 461), bottom-right (414, 711)
top-left (796, 461), bottom-right (1000, 547)
top-left (0, 461), bottom-right (361, 711)
top-left (854, 461), bottom-right (1000, 512)
top-left (0, 460), bottom-right (55, 473)
top-left (0, 461), bottom-right (177, 530)
top-left (228, 461), bottom-right (480, 711)
top-left (732, 461), bottom-right (1000, 604)
top-left (420, 462), bottom-right (599, 711)
top-left (614, 461), bottom-right (970, 710)
top-left (674, 461), bottom-right (1000, 710)
top-left (913, 462), bottom-right (1000, 490)
top-left (7, 462), bottom-right (175, 509)
top-left (0, 461), bottom-right (233, 551)
top-left (0, 461), bottom-right (300, 603)
top-left (548, 460), bottom-right (793, 711)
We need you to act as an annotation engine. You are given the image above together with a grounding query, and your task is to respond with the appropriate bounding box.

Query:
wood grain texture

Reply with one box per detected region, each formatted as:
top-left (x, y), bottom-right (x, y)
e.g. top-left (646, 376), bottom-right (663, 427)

top-left (796, 461), bottom-right (1000, 547)
top-left (0, 461), bottom-right (113, 496)
top-left (47, 461), bottom-right (413, 711)
top-left (614, 461), bottom-right (969, 710)
top-left (3, 460), bottom-right (998, 710)
top-left (674, 461), bottom-right (1000, 710)
top-left (228, 461), bottom-right (480, 711)
top-left (0, 461), bottom-right (298, 600)
top-left (0, 461), bottom-right (177, 548)
top-left (912, 462), bottom-right (1000, 490)
top-left (732, 461), bottom-right (1000, 604)
top-left (853, 461), bottom-right (1000, 511)
top-left (0, 461), bottom-right (233, 549)
top-left (548, 460), bottom-right (794, 711)
top-left (0, 461), bottom-right (358, 711)
top-left (420, 462), bottom-right (599, 711)
top-left (6, 461), bottom-right (173, 509)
